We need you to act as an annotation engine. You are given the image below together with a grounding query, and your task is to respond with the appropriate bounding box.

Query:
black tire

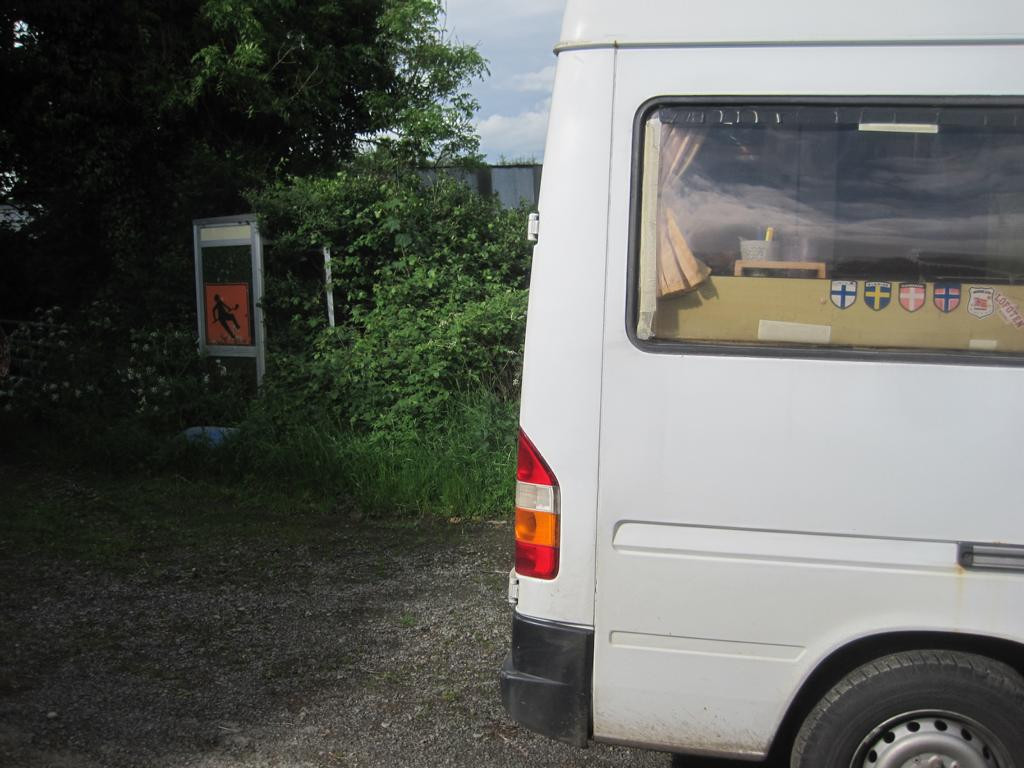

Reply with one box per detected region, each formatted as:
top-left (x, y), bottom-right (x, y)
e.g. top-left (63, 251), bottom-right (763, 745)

top-left (791, 650), bottom-right (1024, 768)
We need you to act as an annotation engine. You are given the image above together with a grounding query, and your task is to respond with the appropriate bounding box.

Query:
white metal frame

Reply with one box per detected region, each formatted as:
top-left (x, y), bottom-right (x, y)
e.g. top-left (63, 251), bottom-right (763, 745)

top-left (192, 214), bottom-right (266, 385)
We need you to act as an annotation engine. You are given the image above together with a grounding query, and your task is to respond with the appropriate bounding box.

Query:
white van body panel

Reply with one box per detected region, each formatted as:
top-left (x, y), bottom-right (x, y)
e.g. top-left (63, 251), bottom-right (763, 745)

top-left (515, 48), bottom-right (614, 627)
top-left (589, 42), bottom-right (1024, 757)
top-left (559, 0), bottom-right (1024, 48)
top-left (510, 0), bottom-right (1024, 760)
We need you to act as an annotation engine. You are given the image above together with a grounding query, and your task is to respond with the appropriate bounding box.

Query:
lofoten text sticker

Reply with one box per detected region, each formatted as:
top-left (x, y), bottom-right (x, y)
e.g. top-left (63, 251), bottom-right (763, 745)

top-left (995, 291), bottom-right (1024, 329)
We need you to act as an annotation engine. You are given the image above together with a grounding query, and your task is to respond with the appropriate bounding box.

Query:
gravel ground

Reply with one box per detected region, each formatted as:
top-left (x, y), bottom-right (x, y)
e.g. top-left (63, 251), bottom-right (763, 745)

top-left (0, 512), bottom-right (777, 768)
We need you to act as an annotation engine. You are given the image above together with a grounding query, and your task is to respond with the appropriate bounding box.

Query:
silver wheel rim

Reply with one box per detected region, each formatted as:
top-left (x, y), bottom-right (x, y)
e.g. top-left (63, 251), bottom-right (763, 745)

top-left (855, 711), bottom-right (1011, 768)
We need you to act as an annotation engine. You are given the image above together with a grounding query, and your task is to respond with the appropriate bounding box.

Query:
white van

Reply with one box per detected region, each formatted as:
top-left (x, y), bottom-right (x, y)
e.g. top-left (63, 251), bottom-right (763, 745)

top-left (500, 1), bottom-right (1024, 765)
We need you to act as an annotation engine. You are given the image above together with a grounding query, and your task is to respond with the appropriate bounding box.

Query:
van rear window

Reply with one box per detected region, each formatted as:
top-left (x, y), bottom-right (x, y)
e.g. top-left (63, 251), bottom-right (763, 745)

top-left (635, 104), bottom-right (1024, 356)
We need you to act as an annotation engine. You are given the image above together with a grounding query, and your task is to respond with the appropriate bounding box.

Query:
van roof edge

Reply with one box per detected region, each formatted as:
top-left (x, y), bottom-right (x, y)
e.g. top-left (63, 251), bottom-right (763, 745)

top-left (553, 37), bottom-right (1024, 55)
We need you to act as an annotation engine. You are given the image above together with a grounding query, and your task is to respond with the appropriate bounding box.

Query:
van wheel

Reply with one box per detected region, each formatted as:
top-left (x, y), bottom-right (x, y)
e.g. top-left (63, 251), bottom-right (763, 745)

top-left (790, 650), bottom-right (1024, 768)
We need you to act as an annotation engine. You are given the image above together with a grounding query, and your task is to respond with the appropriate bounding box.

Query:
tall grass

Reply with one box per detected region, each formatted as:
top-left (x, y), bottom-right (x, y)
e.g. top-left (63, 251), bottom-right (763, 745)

top-left (215, 389), bottom-right (518, 520)
top-left (2, 391), bottom-right (519, 522)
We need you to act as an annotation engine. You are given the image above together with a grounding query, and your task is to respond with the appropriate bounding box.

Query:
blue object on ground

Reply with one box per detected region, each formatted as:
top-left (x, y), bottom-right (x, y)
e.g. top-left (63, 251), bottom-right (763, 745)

top-left (182, 426), bottom-right (239, 446)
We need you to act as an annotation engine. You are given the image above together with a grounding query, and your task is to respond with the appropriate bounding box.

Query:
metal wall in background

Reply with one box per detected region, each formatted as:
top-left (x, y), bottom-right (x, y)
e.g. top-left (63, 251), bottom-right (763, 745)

top-left (420, 165), bottom-right (543, 209)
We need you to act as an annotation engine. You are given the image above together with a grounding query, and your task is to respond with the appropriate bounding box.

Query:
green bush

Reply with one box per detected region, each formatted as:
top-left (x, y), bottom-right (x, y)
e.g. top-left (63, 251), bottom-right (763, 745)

top-left (1, 302), bottom-right (246, 441)
top-left (3, 166), bottom-right (530, 521)
top-left (216, 388), bottom-right (517, 519)
top-left (252, 167), bottom-right (531, 435)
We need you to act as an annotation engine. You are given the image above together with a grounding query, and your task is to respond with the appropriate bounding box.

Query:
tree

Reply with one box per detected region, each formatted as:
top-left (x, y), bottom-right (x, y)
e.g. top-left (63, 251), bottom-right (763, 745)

top-left (0, 0), bottom-right (485, 319)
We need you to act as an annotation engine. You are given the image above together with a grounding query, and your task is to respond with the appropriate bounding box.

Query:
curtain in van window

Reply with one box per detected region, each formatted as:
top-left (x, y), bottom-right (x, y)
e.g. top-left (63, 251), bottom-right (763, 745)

top-left (658, 126), bottom-right (709, 296)
top-left (637, 118), bottom-right (708, 339)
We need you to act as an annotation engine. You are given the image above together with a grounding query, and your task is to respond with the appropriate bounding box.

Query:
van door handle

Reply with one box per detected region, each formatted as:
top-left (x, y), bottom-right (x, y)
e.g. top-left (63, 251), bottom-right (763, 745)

top-left (958, 542), bottom-right (1024, 572)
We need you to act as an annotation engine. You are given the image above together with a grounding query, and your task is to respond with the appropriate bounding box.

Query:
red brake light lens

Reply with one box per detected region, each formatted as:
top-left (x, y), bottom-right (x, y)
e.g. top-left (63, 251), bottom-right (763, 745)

top-left (515, 429), bottom-right (560, 580)
top-left (515, 541), bottom-right (559, 579)
top-left (517, 429), bottom-right (556, 486)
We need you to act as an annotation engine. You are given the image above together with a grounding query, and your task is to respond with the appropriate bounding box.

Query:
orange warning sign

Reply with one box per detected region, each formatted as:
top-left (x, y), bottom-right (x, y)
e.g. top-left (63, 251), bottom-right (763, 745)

top-left (205, 283), bottom-right (252, 346)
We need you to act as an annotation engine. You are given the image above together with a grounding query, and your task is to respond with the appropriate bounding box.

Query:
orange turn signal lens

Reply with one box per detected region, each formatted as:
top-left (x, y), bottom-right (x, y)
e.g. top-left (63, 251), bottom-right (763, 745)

top-left (514, 507), bottom-right (559, 548)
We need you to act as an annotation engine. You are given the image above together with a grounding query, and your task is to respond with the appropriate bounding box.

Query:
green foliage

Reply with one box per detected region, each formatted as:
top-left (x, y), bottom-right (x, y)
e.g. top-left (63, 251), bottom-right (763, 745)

top-left (2, 386), bottom-right (517, 520)
top-left (0, 302), bottom-right (245, 433)
top-left (496, 155), bottom-right (540, 166)
top-left (366, 0), bottom-right (487, 165)
top-left (1, 2), bottom-right (524, 521)
top-left (253, 169), bottom-right (531, 433)
top-left (228, 389), bottom-right (518, 518)
top-left (2, 166), bottom-right (531, 518)
top-left (1, 0), bottom-right (485, 319)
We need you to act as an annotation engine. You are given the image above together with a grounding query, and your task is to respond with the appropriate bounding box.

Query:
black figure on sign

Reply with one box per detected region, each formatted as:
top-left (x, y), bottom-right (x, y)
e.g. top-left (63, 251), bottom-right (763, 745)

top-left (212, 294), bottom-right (242, 341)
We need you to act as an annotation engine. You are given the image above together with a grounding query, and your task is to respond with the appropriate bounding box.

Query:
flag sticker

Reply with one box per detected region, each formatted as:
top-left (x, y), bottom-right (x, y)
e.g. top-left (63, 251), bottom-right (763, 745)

top-left (995, 291), bottom-right (1024, 329)
top-left (933, 283), bottom-right (961, 313)
top-left (830, 280), bottom-right (857, 310)
top-left (899, 283), bottom-right (925, 313)
top-left (968, 287), bottom-right (995, 319)
top-left (864, 281), bottom-right (892, 311)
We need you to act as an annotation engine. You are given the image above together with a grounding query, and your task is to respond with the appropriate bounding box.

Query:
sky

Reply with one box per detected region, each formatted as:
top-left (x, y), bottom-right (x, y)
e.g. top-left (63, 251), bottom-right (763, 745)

top-left (442, 0), bottom-right (566, 163)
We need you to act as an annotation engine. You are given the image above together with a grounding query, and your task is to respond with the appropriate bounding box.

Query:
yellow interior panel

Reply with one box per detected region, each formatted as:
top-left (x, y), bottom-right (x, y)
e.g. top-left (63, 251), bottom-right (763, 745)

top-left (654, 276), bottom-right (1024, 353)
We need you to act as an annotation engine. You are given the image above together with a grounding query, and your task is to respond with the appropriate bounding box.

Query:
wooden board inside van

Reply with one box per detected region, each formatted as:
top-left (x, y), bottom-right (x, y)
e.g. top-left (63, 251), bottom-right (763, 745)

top-left (653, 276), bottom-right (1024, 353)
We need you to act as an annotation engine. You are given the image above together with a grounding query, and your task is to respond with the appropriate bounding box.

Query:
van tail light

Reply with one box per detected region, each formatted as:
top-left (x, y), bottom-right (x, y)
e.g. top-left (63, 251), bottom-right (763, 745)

top-left (514, 429), bottom-right (560, 579)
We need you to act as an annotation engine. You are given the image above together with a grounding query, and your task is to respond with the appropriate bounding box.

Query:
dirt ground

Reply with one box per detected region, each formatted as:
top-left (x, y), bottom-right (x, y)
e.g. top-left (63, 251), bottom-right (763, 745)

top-left (0, 468), bottom-right (777, 768)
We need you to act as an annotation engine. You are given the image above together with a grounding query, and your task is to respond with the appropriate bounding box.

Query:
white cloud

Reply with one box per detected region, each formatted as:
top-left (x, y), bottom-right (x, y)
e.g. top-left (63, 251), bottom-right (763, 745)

top-left (442, 0), bottom-right (562, 161)
top-left (444, 0), bottom-right (565, 27)
top-left (507, 65), bottom-right (556, 93)
top-left (476, 99), bottom-right (551, 162)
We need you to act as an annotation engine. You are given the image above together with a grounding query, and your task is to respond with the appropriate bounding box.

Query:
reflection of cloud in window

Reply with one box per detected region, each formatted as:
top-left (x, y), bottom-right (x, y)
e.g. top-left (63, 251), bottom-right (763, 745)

top-left (664, 133), bottom-right (1024, 272)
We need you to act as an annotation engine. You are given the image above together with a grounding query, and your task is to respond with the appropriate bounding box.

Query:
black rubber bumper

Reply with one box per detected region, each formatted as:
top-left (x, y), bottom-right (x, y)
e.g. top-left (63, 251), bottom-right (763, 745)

top-left (499, 612), bottom-right (594, 747)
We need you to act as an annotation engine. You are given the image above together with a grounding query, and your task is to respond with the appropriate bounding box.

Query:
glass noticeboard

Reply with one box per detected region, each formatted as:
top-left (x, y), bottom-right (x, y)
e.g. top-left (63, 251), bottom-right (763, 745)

top-left (192, 216), bottom-right (265, 384)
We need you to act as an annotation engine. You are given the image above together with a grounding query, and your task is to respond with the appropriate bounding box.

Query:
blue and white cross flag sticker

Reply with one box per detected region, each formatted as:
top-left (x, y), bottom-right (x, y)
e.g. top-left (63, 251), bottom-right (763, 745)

top-left (830, 280), bottom-right (857, 309)
top-left (864, 281), bottom-right (892, 311)
top-left (934, 283), bottom-right (962, 313)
